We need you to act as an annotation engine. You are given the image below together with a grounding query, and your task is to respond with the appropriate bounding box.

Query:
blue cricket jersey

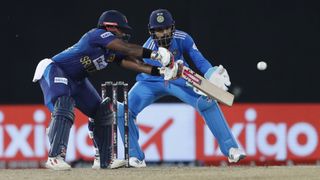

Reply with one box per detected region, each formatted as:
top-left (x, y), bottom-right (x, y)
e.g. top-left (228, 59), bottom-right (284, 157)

top-left (52, 28), bottom-right (125, 80)
top-left (137, 30), bottom-right (213, 85)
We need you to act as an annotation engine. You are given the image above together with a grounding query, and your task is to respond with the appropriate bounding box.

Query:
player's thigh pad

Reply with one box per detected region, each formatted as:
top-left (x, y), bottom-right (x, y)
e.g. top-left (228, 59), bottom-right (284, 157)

top-left (48, 96), bottom-right (75, 157)
top-left (72, 78), bottom-right (101, 118)
top-left (39, 64), bottom-right (72, 111)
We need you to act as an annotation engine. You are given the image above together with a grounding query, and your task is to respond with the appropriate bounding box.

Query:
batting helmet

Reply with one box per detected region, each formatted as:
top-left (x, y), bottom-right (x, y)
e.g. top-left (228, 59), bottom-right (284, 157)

top-left (148, 9), bottom-right (175, 30)
top-left (97, 10), bottom-right (132, 30)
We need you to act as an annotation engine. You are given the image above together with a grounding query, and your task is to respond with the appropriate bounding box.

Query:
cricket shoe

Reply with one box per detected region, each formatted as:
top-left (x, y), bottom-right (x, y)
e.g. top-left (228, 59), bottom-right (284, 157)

top-left (228, 147), bottom-right (246, 163)
top-left (92, 156), bottom-right (100, 169)
top-left (129, 157), bottom-right (146, 168)
top-left (92, 157), bottom-right (127, 169)
top-left (45, 155), bottom-right (71, 170)
top-left (109, 159), bottom-right (127, 169)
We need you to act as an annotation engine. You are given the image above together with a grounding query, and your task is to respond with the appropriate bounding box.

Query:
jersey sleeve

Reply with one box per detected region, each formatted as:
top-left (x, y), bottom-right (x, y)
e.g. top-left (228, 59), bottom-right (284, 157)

top-left (183, 33), bottom-right (213, 74)
top-left (143, 37), bottom-right (156, 49)
top-left (90, 29), bottom-right (117, 47)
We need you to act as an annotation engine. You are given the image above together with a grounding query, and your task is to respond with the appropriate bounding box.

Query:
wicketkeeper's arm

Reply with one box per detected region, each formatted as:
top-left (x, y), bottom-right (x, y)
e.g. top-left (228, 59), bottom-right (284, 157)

top-left (183, 34), bottom-right (212, 74)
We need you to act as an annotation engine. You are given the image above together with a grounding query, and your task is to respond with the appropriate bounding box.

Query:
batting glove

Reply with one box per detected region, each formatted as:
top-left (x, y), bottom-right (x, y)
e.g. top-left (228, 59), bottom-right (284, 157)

top-left (160, 60), bottom-right (183, 80)
top-left (151, 47), bottom-right (174, 67)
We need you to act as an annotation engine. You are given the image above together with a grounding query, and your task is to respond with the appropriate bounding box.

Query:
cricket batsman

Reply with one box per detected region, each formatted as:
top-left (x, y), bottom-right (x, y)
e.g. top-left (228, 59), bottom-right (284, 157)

top-left (93, 9), bottom-right (246, 168)
top-left (32, 10), bottom-right (179, 170)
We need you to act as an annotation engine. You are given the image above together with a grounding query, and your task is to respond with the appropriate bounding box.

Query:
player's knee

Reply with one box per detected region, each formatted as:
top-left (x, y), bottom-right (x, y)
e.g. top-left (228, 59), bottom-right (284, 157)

top-left (53, 96), bottom-right (75, 123)
top-left (118, 101), bottom-right (137, 122)
top-left (196, 96), bottom-right (216, 112)
top-left (93, 97), bottom-right (113, 126)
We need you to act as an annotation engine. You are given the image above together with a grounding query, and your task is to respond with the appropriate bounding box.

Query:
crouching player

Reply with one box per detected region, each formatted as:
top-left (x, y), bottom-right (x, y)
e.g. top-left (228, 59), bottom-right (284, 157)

top-left (33, 10), bottom-right (180, 170)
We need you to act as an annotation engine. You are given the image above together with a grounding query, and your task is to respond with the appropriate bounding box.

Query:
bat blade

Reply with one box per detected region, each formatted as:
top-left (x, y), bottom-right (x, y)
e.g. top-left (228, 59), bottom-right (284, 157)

top-left (181, 66), bottom-right (234, 106)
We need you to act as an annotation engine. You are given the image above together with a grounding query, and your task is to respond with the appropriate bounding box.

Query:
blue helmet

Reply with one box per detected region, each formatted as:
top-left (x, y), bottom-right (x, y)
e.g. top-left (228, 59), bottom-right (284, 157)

top-left (98, 10), bottom-right (132, 31)
top-left (148, 9), bottom-right (175, 47)
top-left (149, 9), bottom-right (175, 29)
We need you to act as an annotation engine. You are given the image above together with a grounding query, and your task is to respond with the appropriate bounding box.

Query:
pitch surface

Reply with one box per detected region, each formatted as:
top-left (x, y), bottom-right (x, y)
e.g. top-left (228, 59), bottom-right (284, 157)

top-left (0, 166), bottom-right (319, 180)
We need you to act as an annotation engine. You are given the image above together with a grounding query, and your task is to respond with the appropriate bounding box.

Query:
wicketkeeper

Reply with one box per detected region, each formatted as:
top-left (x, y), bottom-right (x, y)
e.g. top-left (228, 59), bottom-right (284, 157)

top-left (102, 9), bottom-right (246, 168)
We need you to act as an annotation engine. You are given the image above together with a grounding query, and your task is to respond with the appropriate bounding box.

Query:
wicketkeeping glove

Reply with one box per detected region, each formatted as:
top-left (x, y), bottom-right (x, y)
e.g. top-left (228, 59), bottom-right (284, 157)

top-left (204, 65), bottom-right (231, 91)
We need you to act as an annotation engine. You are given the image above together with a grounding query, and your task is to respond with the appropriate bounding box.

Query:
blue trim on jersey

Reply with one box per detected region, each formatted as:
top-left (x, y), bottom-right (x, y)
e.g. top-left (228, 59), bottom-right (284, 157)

top-left (43, 64), bottom-right (52, 85)
top-left (41, 71), bottom-right (54, 112)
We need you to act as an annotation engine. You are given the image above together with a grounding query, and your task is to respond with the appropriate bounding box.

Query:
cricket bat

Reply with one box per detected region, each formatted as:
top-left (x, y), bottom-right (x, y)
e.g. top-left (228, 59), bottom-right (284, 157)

top-left (181, 66), bottom-right (234, 106)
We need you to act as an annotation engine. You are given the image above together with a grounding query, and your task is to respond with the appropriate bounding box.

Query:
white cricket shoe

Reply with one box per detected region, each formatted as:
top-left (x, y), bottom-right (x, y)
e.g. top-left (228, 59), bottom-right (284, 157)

top-left (109, 159), bottom-right (127, 169)
top-left (45, 155), bottom-right (71, 170)
top-left (129, 157), bottom-right (146, 168)
top-left (92, 156), bottom-right (100, 169)
top-left (228, 147), bottom-right (246, 163)
top-left (92, 157), bottom-right (127, 169)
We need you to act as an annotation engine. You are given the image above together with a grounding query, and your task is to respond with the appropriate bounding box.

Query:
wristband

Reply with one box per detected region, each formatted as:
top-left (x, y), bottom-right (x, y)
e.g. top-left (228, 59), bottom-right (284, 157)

top-left (142, 48), bottom-right (153, 59)
top-left (151, 66), bottom-right (161, 76)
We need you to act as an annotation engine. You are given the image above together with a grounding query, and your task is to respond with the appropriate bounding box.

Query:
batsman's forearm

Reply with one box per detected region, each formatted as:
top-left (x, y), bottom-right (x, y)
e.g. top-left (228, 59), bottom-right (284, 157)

top-left (122, 43), bottom-right (144, 57)
top-left (120, 58), bottom-right (153, 74)
top-left (107, 39), bottom-right (153, 58)
top-left (123, 44), bottom-right (154, 59)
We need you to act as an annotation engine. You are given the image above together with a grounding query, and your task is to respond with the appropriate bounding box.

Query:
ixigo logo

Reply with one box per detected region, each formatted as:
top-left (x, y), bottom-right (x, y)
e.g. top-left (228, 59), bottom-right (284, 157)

top-left (0, 110), bottom-right (49, 159)
top-left (200, 108), bottom-right (319, 160)
top-left (0, 109), bottom-right (94, 161)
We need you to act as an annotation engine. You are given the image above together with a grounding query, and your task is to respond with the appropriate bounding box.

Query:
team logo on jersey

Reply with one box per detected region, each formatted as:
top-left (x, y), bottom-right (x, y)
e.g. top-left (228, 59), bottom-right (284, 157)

top-left (157, 15), bottom-right (164, 23)
top-left (92, 55), bottom-right (107, 70)
top-left (54, 77), bottom-right (68, 85)
top-left (100, 32), bottom-right (114, 39)
top-left (192, 43), bottom-right (199, 51)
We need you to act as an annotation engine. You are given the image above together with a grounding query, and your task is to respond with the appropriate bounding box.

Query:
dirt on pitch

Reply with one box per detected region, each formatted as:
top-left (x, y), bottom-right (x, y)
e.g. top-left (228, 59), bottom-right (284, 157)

top-left (0, 166), bottom-right (319, 180)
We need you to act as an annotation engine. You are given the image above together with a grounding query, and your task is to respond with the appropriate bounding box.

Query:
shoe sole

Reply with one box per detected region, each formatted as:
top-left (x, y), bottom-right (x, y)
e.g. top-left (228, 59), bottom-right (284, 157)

top-left (237, 154), bottom-right (246, 162)
top-left (130, 165), bottom-right (146, 168)
top-left (228, 154), bottom-right (247, 163)
top-left (129, 162), bottom-right (147, 168)
top-left (45, 163), bottom-right (71, 171)
top-left (45, 166), bottom-right (71, 171)
top-left (92, 166), bottom-right (101, 170)
top-left (109, 160), bottom-right (127, 169)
